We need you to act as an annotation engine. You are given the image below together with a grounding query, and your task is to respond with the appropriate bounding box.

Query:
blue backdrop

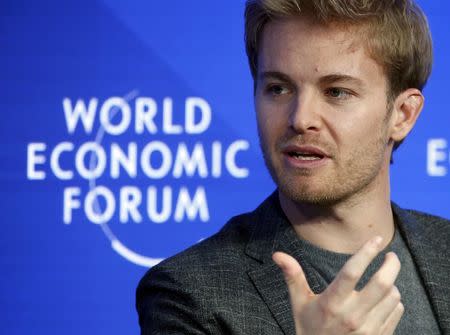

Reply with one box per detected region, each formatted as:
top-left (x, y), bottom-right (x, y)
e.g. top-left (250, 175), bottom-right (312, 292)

top-left (1, 1), bottom-right (449, 334)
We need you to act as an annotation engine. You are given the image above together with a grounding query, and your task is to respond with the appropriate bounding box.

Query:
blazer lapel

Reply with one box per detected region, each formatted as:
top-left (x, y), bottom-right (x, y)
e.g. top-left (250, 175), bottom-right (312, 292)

top-left (245, 193), bottom-right (324, 335)
top-left (247, 262), bottom-right (295, 335)
top-left (394, 204), bottom-right (450, 334)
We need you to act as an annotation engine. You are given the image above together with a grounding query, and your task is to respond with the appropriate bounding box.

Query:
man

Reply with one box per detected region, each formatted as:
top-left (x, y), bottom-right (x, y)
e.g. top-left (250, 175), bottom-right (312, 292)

top-left (136, 1), bottom-right (450, 334)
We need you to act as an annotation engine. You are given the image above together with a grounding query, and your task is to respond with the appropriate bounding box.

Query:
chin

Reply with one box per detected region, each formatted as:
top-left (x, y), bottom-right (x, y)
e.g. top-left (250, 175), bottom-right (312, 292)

top-left (278, 182), bottom-right (344, 207)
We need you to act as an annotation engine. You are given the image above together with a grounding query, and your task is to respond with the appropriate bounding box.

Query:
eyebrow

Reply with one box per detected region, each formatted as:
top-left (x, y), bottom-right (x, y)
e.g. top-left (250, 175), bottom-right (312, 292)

top-left (318, 74), bottom-right (365, 88)
top-left (258, 71), bottom-right (294, 83)
top-left (258, 71), bottom-right (365, 88)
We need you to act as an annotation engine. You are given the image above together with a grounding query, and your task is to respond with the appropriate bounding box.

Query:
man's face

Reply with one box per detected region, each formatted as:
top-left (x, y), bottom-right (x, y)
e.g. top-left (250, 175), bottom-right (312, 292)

top-left (255, 18), bottom-right (395, 206)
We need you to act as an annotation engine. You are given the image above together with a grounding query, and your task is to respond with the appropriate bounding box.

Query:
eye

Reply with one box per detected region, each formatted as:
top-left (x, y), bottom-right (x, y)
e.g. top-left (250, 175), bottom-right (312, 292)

top-left (325, 87), bottom-right (352, 99)
top-left (266, 84), bottom-right (291, 96)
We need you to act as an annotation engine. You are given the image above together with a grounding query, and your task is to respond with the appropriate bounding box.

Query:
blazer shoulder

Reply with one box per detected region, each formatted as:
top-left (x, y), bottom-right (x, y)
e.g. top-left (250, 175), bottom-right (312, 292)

top-left (165, 211), bottom-right (255, 267)
top-left (135, 211), bottom-right (260, 333)
top-left (137, 210), bottom-right (257, 287)
top-left (396, 205), bottom-right (450, 246)
top-left (401, 207), bottom-right (450, 226)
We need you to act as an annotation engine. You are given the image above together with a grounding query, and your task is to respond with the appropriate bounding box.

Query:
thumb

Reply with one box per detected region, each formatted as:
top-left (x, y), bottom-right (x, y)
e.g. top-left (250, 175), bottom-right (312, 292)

top-left (272, 251), bottom-right (315, 302)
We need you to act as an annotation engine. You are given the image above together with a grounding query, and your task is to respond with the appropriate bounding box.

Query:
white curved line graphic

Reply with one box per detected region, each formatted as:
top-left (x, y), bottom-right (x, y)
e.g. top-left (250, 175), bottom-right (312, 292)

top-left (111, 239), bottom-right (163, 268)
top-left (88, 89), bottom-right (167, 268)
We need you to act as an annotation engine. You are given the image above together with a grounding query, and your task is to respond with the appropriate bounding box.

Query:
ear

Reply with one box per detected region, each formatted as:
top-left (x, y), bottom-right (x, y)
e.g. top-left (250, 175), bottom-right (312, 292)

top-left (389, 88), bottom-right (424, 143)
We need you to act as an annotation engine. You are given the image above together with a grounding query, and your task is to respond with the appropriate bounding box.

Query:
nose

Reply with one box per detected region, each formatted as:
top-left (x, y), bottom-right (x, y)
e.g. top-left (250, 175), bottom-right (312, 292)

top-left (288, 89), bottom-right (322, 133)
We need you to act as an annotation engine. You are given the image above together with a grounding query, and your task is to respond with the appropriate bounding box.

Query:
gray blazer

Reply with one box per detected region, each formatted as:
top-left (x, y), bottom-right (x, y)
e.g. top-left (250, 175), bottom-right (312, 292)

top-left (136, 192), bottom-right (450, 334)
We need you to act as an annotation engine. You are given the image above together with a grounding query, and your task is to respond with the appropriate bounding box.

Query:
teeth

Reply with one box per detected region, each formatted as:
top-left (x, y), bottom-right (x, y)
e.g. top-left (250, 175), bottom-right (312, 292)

top-left (296, 155), bottom-right (320, 160)
top-left (290, 152), bottom-right (321, 160)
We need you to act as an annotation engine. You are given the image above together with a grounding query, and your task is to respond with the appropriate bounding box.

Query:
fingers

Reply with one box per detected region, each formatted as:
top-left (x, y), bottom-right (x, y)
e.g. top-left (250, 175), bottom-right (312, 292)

top-left (365, 285), bottom-right (402, 329)
top-left (381, 302), bottom-right (405, 335)
top-left (347, 290), bottom-right (403, 334)
top-left (272, 244), bottom-right (404, 335)
top-left (356, 252), bottom-right (401, 314)
top-left (272, 252), bottom-right (314, 304)
top-left (324, 236), bottom-right (383, 302)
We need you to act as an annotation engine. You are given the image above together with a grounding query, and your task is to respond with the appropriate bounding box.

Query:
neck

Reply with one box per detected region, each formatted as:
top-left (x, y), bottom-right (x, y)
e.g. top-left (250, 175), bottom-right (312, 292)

top-left (279, 168), bottom-right (395, 254)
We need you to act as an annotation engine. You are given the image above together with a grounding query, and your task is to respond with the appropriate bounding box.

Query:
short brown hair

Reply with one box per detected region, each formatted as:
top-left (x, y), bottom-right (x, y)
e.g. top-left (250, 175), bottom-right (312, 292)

top-left (244, 0), bottom-right (433, 151)
top-left (245, 0), bottom-right (432, 97)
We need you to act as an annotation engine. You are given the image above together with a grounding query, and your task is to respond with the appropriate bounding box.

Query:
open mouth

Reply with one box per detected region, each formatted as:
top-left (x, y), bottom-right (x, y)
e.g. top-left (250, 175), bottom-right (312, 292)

top-left (282, 145), bottom-right (329, 165)
top-left (287, 151), bottom-right (324, 161)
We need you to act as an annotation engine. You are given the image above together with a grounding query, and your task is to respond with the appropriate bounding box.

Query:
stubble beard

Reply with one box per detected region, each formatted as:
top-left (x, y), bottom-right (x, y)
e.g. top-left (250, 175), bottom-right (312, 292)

top-left (258, 125), bottom-right (390, 207)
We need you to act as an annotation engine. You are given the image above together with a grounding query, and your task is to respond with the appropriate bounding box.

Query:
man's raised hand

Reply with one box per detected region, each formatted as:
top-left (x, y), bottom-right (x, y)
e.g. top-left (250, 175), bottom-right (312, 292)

top-left (272, 237), bottom-right (403, 335)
